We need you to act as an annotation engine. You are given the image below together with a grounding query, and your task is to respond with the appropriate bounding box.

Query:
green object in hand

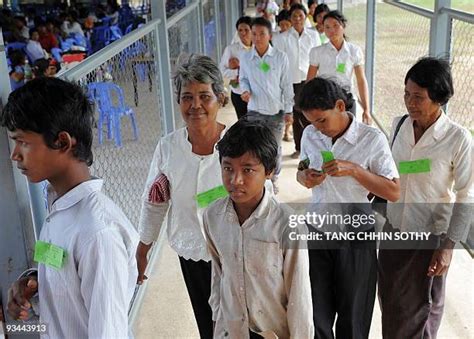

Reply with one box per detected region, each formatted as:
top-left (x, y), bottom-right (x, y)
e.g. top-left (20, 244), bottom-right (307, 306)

top-left (398, 159), bottom-right (431, 174)
top-left (259, 61), bottom-right (270, 73)
top-left (321, 151), bottom-right (335, 163)
top-left (196, 185), bottom-right (229, 208)
top-left (34, 240), bottom-right (66, 269)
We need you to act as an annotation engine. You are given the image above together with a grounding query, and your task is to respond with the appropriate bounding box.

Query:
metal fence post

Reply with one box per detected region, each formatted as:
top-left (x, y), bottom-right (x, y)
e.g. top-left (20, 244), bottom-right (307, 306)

top-left (430, 0), bottom-right (452, 58)
top-left (214, 0), bottom-right (222, 62)
top-left (151, 1), bottom-right (176, 135)
top-left (365, 0), bottom-right (377, 120)
top-left (430, 0), bottom-right (452, 113)
top-left (198, 0), bottom-right (206, 54)
top-left (337, 0), bottom-right (344, 12)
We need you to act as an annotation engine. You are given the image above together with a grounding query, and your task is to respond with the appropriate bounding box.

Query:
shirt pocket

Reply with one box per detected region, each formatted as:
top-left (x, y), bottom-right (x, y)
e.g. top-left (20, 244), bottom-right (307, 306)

top-left (244, 239), bottom-right (283, 277)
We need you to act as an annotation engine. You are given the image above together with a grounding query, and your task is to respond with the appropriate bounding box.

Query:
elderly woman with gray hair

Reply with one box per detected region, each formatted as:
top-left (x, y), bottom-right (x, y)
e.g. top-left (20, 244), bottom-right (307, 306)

top-left (136, 54), bottom-right (228, 338)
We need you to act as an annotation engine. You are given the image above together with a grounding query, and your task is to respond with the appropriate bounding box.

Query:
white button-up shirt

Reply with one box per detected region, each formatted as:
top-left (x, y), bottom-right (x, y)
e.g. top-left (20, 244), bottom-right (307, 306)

top-left (308, 40), bottom-right (364, 93)
top-left (203, 190), bottom-right (313, 339)
top-left (272, 26), bottom-right (321, 84)
top-left (219, 41), bottom-right (252, 95)
top-left (38, 179), bottom-right (139, 339)
top-left (138, 127), bottom-right (227, 262)
top-left (387, 114), bottom-right (473, 242)
top-left (239, 45), bottom-right (294, 115)
top-left (301, 115), bottom-right (399, 204)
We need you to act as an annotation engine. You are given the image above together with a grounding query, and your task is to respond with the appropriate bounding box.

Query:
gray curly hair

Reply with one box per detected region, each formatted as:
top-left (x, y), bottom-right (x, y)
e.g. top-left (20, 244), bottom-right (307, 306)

top-left (173, 53), bottom-right (228, 106)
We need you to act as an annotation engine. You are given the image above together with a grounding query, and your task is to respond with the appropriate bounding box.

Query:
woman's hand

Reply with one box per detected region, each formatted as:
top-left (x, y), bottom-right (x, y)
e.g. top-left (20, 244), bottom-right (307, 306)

top-left (228, 57), bottom-right (240, 70)
top-left (136, 241), bottom-right (153, 284)
top-left (362, 111), bottom-right (372, 125)
top-left (241, 91), bottom-right (251, 103)
top-left (428, 238), bottom-right (455, 276)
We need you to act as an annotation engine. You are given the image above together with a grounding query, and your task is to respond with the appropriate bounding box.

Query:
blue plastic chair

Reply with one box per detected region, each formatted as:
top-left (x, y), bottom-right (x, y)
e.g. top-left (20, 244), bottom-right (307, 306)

top-left (110, 25), bottom-right (123, 42)
top-left (87, 82), bottom-right (138, 147)
top-left (92, 26), bottom-right (111, 53)
top-left (6, 42), bottom-right (27, 56)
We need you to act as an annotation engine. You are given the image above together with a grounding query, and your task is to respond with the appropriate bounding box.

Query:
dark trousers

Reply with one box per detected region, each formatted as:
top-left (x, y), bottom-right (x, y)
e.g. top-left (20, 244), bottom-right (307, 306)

top-left (179, 256), bottom-right (213, 339)
top-left (378, 242), bottom-right (447, 339)
top-left (231, 91), bottom-right (248, 119)
top-left (246, 111), bottom-right (285, 177)
top-left (308, 240), bottom-right (377, 339)
top-left (292, 82), bottom-right (311, 152)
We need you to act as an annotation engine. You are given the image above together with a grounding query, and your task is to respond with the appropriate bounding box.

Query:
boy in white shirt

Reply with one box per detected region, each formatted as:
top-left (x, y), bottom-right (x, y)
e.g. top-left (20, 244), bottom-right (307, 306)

top-left (4, 78), bottom-right (138, 338)
top-left (297, 77), bottom-right (399, 339)
top-left (204, 119), bottom-right (313, 339)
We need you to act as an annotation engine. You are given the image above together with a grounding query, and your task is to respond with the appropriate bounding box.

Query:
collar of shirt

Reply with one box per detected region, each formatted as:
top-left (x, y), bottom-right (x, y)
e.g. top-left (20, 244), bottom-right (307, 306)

top-left (182, 126), bottom-right (227, 155)
top-left (312, 112), bottom-right (359, 145)
top-left (221, 188), bottom-right (272, 227)
top-left (403, 111), bottom-right (450, 146)
top-left (250, 44), bottom-right (275, 60)
top-left (47, 179), bottom-right (103, 214)
top-left (238, 40), bottom-right (252, 51)
top-left (328, 39), bottom-right (349, 54)
top-left (289, 26), bottom-right (309, 39)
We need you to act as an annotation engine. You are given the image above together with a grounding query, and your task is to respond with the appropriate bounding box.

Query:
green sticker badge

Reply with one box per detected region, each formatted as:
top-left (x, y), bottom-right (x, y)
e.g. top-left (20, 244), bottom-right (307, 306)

top-left (336, 63), bottom-right (346, 73)
top-left (34, 241), bottom-right (66, 269)
top-left (196, 185), bottom-right (229, 208)
top-left (259, 61), bottom-right (270, 73)
top-left (321, 151), bottom-right (335, 163)
top-left (398, 159), bottom-right (431, 174)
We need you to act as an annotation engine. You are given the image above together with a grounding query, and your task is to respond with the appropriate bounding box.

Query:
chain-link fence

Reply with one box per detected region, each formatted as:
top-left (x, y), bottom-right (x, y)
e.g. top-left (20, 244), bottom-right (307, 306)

top-left (450, 18), bottom-right (474, 132)
top-left (373, 2), bottom-right (431, 131)
top-left (203, 0), bottom-right (218, 61)
top-left (60, 31), bottom-right (162, 228)
top-left (167, 6), bottom-right (201, 129)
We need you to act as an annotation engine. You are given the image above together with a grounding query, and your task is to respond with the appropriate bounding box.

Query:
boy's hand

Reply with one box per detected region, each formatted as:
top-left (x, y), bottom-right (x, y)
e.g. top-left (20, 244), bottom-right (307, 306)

top-left (136, 241), bottom-right (153, 285)
top-left (7, 276), bottom-right (38, 320)
top-left (228, 57), bottom-right (240, 69)
top-left (322, 159), bottom-right (360, 177)
top-left (284, 113), bottom-right (293, 124)
top-left (297, 169), bottom-right (326, 188)
top-left (241, 91), bottom-right (251, 103)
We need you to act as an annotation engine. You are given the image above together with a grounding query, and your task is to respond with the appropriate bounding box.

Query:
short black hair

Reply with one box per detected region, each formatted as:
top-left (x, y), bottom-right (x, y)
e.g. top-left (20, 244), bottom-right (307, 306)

top-left (235, 15), bottom-right (252, 30)
top-left (277, 10), bottom-right (291, 24)
top-left (289, 3), bottom-right (307, 16)
top-left (314, 3), bottom-right (330, 17)
top-left (298, 77), bottom-right (355, 112)
top-left (323, 10), bottom-right (347, 27)
top-left (405, 57), bottom-right (453, 106)
top-left (32, 58), bottom-right (50, 77)
top-left (1, 77), bottom-right (94, 166)
top-left (217, 119), bottom-right (278, 175)
top-left (251, 17), bottom-right (272, 35)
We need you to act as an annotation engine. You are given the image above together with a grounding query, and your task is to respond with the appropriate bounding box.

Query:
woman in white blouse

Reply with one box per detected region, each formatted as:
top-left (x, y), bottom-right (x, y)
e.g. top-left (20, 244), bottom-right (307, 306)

top-left (136, 54), bottom-right (227, 338)
top-left (306, 10), bottom-right (372, 125)
top-left (378, 57), bottom-right (473, 339)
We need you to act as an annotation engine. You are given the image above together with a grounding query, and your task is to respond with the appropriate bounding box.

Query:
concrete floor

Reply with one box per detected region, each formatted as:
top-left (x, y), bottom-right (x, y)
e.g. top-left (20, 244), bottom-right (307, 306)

top-left (132, 104), bottom-right (473, 339)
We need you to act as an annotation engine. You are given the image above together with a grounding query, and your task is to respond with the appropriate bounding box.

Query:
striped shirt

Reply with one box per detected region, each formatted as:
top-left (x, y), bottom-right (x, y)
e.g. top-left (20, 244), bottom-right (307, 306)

top-left (239, 45), bottom-right (294, 115)
top-left (38, 179), bottom-right (139, 338)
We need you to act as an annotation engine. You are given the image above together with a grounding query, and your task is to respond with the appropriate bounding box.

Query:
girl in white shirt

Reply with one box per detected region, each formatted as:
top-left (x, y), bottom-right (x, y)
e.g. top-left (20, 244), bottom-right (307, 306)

top-left (307, 10), bottom-right (372, 125)
top-left (378, 57), bottom-right (473, 339)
